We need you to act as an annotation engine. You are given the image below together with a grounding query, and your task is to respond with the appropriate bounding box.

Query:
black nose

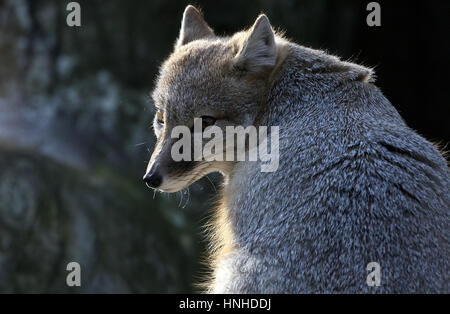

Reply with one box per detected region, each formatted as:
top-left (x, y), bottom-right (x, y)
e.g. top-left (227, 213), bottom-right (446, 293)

top-left (143, 171), bottom-right (162, 188)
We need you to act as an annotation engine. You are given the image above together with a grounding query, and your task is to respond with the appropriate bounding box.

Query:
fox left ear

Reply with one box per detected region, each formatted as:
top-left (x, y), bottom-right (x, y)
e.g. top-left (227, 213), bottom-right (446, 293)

top-left (233, 14), bottom-right (277, 74)
top-left (177, 5), bottom-right (214, 47)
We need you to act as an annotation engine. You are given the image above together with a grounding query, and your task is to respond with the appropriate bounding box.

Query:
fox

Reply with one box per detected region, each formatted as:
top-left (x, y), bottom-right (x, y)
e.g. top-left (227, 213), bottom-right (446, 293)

top-left (143, 5), bottom-right (450, 293)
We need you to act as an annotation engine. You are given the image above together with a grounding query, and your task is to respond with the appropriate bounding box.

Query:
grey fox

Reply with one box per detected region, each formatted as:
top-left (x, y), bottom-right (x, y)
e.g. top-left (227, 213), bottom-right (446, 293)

top-left (143, 5), bottom-right (450, 293)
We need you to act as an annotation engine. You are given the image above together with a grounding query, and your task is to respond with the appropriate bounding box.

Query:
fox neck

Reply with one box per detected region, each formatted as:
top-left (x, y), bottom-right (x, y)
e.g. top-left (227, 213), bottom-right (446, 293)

top-left (207, 41), bottom-right (290, 291)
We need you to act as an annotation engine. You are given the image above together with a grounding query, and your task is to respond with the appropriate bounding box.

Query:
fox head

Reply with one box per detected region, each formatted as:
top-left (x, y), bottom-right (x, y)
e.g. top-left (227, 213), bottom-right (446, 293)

top-left (144, 5), bottom-right (283, 192)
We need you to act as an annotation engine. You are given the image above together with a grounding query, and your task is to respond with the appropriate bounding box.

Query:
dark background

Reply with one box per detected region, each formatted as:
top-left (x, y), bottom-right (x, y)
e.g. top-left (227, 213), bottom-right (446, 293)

top-left (0, 0), bottom-right (448, 293)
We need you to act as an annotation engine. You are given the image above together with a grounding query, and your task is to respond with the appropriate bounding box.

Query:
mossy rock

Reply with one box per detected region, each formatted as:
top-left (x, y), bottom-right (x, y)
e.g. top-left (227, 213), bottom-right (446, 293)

top-left (0, 145), bottom-right (197, 293)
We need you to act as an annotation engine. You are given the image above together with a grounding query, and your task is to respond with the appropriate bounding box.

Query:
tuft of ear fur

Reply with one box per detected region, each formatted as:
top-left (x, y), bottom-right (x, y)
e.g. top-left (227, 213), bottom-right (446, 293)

top-left (233, 14), bottom-right (277, 75)
top-left (177, 5), bottom-right (214, 47)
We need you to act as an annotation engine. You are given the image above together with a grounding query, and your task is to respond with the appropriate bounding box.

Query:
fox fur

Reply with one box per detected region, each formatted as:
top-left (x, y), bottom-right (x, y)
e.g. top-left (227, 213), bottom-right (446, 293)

top-left (145, 5), bottom-right (450, 293)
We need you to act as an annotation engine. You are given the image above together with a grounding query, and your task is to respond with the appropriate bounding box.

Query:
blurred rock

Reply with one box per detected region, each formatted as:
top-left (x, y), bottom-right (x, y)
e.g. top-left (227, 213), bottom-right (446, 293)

top-left (0, 145), bottom-right (197, 293)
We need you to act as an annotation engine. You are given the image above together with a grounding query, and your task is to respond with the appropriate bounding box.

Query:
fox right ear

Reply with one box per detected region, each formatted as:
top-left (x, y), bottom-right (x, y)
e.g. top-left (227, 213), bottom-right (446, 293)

top-left (233, 14), bottom-right (277, 75)
top-left (176, 5), bottom-right (214, 47)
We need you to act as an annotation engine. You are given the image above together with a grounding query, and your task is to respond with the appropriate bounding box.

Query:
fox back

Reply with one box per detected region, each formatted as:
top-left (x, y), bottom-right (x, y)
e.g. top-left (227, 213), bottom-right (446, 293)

top-left (144, 6), bottom-right (450, 293)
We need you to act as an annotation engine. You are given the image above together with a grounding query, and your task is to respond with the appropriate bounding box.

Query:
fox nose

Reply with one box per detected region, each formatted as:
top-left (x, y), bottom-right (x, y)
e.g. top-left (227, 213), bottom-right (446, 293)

top-left (143, 171), bottom-right (162, 188)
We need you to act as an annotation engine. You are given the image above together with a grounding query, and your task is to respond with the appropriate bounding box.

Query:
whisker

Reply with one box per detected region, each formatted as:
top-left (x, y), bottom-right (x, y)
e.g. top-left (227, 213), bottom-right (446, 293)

top-left (183, 187), bottom-right (191, 209)
top-left (178, 190), bottom-right (184, 208)
top-left (205, 175), bottom-right (217, 193)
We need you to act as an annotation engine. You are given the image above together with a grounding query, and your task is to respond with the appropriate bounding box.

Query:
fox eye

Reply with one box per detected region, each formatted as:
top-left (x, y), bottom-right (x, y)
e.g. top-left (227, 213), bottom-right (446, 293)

top-left (201, 116), bottom-right (216, 130)
top-left (156, 111), bottom-right (164, 124)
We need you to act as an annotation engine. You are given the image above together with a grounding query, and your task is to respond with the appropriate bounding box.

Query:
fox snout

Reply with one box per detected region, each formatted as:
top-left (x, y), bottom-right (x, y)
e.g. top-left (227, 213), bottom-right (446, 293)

top-left (142, 164), bottom-right (163, 189)
top-left (143, 137), bottom-right (202, 192)
top-left (143, 159), bottom-right (204, 193)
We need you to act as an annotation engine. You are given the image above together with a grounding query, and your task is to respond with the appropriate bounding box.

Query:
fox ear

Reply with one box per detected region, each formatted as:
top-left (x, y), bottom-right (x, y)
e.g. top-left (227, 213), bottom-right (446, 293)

top-left (177, 5), bottom-right (214, 47)
top-left (233, 14), bottom-right (277, 74)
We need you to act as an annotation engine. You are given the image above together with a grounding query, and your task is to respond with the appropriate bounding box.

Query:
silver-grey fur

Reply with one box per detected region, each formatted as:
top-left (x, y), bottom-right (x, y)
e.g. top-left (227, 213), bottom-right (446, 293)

top-left (214, 42), bottom-right (450, 293)
top-left (146, 6), bottom-right (450, 293)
